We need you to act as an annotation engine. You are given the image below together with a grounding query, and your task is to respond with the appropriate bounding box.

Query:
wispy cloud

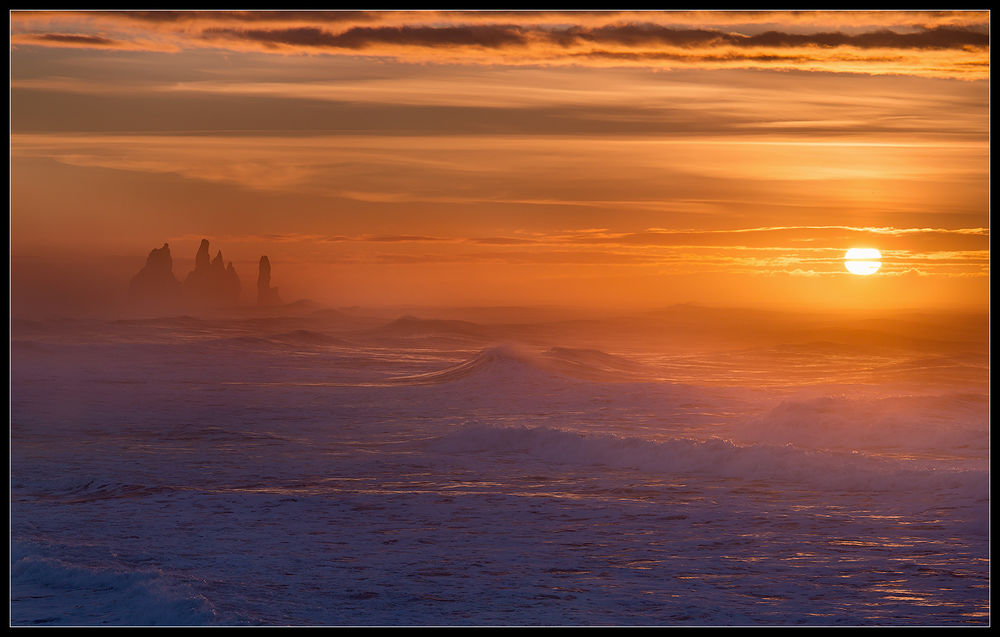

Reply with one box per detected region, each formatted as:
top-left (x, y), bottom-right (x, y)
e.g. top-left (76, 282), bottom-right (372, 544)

top-left (11, 10), bottom-right (989, 79)
top-left (200, 24), bottom-right (532, 50)
top-left (12, 132), bottom-right (987, 240)
top-left (23, 32), bottom-right (122, 46)
top-left (13, 31), bottom-right (178, 52)
top-left (157, 226), bottom-right (988, 277)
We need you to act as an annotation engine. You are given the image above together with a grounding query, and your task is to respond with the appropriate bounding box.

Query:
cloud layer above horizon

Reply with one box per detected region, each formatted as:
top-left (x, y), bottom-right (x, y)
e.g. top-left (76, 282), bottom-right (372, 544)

top-left (11, 10), bottom-right (990, 79)
top-left (10, 11), bottom-right (990, 311)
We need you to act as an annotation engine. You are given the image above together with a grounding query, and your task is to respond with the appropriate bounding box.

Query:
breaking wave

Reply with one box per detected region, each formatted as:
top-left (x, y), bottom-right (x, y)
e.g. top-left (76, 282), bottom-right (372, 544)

top-left (390, 345), bottom-right (653, 385)
top-left (429, 424), bottom-right (988, 500)
top-left (369, 315), bottom-right (496, 341)
top-left (10, 544), bottom-right (221, 626)
top-left (540, 346), bottom-right (654, 380)
top-left (204, 329), bottom-right (349, 350)
top-left (748, 393), bottom-right (989, 454)
top-left (388, 345), bottom-right (550, 384)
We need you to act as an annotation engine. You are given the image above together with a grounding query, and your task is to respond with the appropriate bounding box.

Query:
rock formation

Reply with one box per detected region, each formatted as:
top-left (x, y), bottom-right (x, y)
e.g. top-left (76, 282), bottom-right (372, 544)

top-left (256, 255), bottom-right (282, 307)
top-left (128, 243), bottom-right (182, 309)
top-left (129, 238), bottom-right (244, 312)
top-left (184, 239), bottom-right (241, 307)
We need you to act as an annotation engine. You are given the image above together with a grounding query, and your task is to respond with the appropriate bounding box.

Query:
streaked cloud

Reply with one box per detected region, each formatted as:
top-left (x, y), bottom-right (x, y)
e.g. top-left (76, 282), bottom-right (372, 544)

top-left (22, 33), bottom-right (122, 46)
top-left (10, 10), bottom-right (989, 79)
top-left (147, 225), bottom-right (988, 279)
top-left (13, 31), bottom-right (179, 52)
top-left (10, 11), bottom-right (990, 310)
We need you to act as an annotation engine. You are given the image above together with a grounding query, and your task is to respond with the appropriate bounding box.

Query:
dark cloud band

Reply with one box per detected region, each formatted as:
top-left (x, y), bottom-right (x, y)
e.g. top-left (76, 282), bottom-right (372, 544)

top-left (25, 33), bottom-right (122, 46)
top-left (200, 23), bottom-right (988, 52)
top-left (556, 24), bottom-right (989, 50)
top-left (202, 24), bottom-right (529, 49)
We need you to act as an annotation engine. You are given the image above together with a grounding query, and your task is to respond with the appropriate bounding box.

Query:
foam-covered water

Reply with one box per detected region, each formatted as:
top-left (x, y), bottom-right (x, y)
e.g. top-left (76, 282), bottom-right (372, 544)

top-left (10, 309), bottom-right (989, 625)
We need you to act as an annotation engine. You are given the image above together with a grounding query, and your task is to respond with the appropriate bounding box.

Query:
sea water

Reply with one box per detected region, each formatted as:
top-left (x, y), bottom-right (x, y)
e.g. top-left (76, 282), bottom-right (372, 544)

top-left (10, 308), bottom-right (989, 625)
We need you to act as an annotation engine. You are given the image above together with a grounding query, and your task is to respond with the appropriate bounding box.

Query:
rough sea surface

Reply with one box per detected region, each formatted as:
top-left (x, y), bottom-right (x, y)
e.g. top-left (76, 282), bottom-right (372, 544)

top-left (10, 307), bottom-right (990, 626)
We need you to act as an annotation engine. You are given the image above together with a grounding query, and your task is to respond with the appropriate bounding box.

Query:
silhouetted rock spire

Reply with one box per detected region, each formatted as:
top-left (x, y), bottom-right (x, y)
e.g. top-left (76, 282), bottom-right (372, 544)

top-left (129, 239), bottom-right (287, 312)
top-left (257, 255), bottom-right (282, 306)
top-left (184, 239), bottom-right (241, 306)
top-left (128, 243), bottom-right (182, 309)
top-left (194, 238), bottom-right (211, 271)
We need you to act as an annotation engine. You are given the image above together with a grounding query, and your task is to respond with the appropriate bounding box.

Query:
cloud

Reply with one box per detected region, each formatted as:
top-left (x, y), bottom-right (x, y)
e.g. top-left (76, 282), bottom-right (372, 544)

top-left (14, 10), bottom-right (991, 31)
top-left (551, 24), bottom-right (989, 50)
top-left (105, 10), bottom-right (383, 25)
top-left (362, 234), bottom-right (452, 243)
top-left (10, 11), bottom-right (990, 79)
top-left (194, 23), bottom-right (987, 59)
top-left (201, 24), bottom-right (530, 50)
top-left (168, 226), bottom-right (987, 277)
top-left (25, 33), bottom-right (120, 46)
top-left (11, 132), bottom-right (987, 245)
top-left (13, 32), bottom-right (154, 50)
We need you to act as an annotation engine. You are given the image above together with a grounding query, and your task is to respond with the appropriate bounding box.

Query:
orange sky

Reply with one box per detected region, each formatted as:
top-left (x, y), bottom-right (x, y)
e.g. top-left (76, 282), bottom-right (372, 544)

top-left (10, 10), bottom-right (990, 313)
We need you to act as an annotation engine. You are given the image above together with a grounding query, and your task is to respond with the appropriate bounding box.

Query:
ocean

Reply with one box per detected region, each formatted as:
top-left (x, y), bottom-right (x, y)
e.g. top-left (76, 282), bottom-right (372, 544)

top-left (10, 305), bottom-right (989, 625)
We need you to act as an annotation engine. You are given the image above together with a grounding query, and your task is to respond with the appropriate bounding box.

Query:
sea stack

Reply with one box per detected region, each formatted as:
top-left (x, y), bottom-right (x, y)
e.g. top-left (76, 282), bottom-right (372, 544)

top-left (256, 255), bottom-right (282, 306)
top-left (184, 239), bottom-right (241, 307)
top-left (128, 243), bottom-right (183, 309)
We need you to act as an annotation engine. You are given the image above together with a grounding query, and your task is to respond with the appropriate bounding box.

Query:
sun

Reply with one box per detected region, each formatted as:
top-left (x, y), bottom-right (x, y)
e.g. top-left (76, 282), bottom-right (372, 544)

top-left (844, 248), bottom-right (882, 275)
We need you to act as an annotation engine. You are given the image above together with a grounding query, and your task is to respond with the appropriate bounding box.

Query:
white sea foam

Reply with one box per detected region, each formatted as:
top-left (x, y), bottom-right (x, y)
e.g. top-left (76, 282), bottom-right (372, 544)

top-left (747, 393), bottom-right (988, 455)
top-left (11, 544), bottom-right (219, 626)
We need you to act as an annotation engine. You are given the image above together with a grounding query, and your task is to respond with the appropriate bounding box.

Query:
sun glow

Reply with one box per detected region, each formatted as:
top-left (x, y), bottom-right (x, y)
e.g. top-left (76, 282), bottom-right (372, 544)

top-left (844, 248), bottom-right (882, 275)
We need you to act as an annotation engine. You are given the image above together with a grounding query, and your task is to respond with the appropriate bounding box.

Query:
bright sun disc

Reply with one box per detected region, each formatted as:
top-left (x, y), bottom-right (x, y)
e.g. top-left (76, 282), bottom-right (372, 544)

top-left (844, 248), bottom-right (882, 275)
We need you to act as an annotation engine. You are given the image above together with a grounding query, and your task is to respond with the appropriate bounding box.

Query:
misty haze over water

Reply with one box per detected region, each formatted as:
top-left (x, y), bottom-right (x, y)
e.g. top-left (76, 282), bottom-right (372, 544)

top-left (10, 296), bottom-right (989, 625)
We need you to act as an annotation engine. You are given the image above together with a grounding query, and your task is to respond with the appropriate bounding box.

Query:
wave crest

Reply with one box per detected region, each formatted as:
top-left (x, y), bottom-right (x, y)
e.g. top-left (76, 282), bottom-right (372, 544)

top-left (11, 545), bottom-right (220, 626)
top-left (390, 345), bottom-right (652, 385)
top-left (430, 424), bottom-right (987, 499)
